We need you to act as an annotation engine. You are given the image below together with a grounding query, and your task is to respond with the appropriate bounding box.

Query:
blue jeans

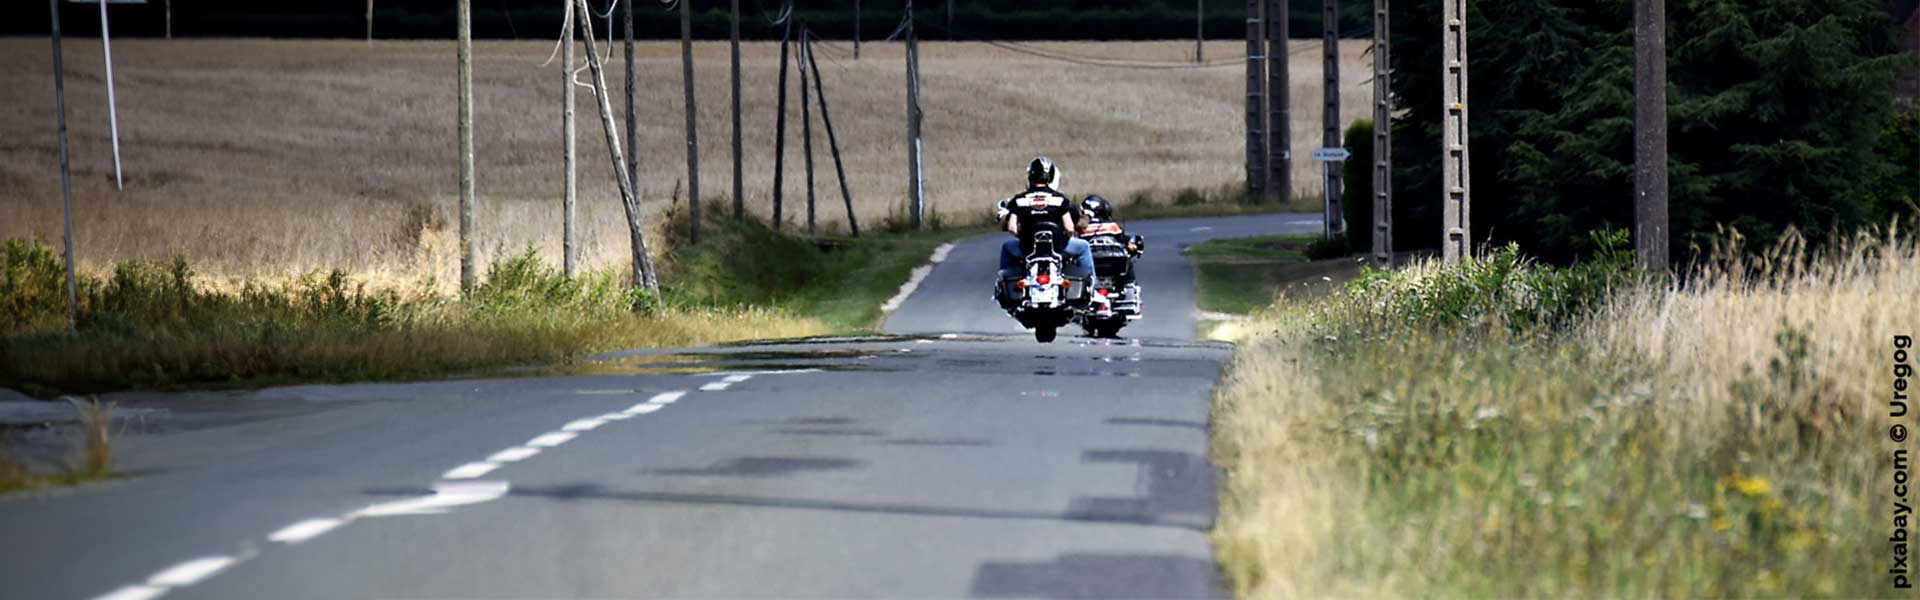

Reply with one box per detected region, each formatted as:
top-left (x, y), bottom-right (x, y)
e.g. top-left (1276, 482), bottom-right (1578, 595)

top-left (1000, 238), bottom-right (1095, 280)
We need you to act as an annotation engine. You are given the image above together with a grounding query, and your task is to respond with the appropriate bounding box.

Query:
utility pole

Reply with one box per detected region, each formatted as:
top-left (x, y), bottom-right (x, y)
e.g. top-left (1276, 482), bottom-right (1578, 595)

top-left (366, 0), bottom-right (374, 42)
top-left (624, 0), bottom-right (637, 200)
top-left (679, 0), bottom-right (701, 243)
top-left (946, 0), bottom-right (953, 38)
top-left (1321, 0), bottom-right (1342, 238)
top-left (166, 0), bottom-right (172, 39)
top-left (1371, 0), bottom-right (1392, 266)
top-left (1244, 0), bottom-right (1267, 199)
top-left (98, 0), bottom-right (122, 191)
top-left (1196, 0), bottom-right (1204, 64)
top-left (1265, 0), bottom-right (1287, 203)
top-left (1440, 0), bottom-right (1470, 264)
top-left (458, 0), bottom-right (477, 293)
top-left (906, 0), bottom-right (925, 229)
top-left (563, 7), bottom-right (578, 278)
top-left (773, 15), bottom-right (792, 229)
top-left (575, 0), bottom-right (660, 294)
top-left (1633, 0), bottom-right (1668, 271)
top-left (731, 0), bottom-right (744, 221)
top-left (800, 26), bottom-right (816, 234)
top-left (805, 29), bottom-right (859, 236)
top-left (854, 0), bottom-right (862, 59)
top-left (50, 0), bottom-right (77, 329)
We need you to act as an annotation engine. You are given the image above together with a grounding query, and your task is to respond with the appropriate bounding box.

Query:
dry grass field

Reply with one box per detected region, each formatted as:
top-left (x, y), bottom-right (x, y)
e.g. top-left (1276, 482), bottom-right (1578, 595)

top-left (0, 38), bottom-right (1370, 286)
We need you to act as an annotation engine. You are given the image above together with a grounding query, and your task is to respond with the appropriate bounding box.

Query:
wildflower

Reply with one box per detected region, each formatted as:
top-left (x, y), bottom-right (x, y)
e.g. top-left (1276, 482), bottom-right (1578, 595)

top-left (1731, 475), bottom-right (1772, 496)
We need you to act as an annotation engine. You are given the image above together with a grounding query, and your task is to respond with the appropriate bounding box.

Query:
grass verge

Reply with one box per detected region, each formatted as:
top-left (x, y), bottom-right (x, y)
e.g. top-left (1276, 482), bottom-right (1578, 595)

top-left (0, 214), bottom-right (975, 395)
top-left (0, 397), bottom-right (115, 494)
top-left (1209, 228), bottom-right (1917, 596)
top-left (1184, 233), bottom-right (1362, 315)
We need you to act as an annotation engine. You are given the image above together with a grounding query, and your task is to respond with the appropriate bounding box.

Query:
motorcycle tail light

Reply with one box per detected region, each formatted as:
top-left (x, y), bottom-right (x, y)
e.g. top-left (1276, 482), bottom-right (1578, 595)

top-left (1036, 274), bottom-right (1052, 286)
top-left (1015, 280), bottom-right (1027, 289)
top-left (1097, 288), bottom-right (1109, 296)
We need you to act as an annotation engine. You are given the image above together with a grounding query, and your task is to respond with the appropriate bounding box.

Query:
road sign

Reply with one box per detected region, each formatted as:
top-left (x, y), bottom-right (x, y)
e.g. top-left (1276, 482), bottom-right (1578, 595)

top-left (1312, 147), bottom-right (1351, 162)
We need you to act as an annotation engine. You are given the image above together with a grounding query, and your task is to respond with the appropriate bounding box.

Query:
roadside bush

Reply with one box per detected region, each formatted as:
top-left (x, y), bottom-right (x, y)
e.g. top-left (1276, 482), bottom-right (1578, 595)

top-left (1334, 228), bottom-right (1635, 333)
top-left (0, 239), bottom-right (70, 333)
top-left (1303, 236), bottom-right (1351, 260)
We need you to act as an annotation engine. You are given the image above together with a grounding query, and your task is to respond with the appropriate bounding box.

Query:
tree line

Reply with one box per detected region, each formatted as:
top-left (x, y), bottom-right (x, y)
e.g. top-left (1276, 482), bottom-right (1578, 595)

top-left (6, 0), bottom-right (1377, 40)
top-left (1373, 0), bottom-right (1917, 264)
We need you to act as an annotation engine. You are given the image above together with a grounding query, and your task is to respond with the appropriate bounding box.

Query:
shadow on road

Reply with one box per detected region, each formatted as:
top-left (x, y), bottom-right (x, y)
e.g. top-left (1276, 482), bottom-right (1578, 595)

top-left (968, 552), bottom-right (1226, 599)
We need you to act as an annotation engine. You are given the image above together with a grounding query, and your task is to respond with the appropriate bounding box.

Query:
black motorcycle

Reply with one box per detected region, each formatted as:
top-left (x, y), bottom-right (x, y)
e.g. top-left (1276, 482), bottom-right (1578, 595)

top-left (1076, 234), bottom-right (1145, 338)
top-left (1004, 231), bottom-right (1087, 343)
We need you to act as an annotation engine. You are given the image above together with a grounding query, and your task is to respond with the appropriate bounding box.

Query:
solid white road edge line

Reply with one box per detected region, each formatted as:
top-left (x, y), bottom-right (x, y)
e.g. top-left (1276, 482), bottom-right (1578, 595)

top-left (879, 241), bottom-right (955, 314)
top-left (353, 481), bottom-right (511, 518)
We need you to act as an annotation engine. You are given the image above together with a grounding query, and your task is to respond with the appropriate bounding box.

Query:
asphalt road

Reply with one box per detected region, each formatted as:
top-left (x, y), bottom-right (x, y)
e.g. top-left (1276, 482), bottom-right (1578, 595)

top-left (0, 213), bottom-right (1318, 600)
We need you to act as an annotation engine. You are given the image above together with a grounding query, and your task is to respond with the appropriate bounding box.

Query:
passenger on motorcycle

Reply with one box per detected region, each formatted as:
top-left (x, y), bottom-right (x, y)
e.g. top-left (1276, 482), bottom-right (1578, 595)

top-left (1077, 195), bottom-right (1145, 287)
top-left (995, 157), bottom-right (1100, 308)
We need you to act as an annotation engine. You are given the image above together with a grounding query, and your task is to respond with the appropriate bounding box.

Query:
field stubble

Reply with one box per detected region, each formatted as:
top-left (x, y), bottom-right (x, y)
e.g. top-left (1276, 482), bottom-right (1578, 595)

top-left (0, 39), bottom-right (1370, 289)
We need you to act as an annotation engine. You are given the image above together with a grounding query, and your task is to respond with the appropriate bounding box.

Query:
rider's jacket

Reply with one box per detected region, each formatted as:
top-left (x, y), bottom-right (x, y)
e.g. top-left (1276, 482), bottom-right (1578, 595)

top-left (999, 186), bottom-right (1082, 252)
top-left (1080, 217), bottom-right (1128, 241)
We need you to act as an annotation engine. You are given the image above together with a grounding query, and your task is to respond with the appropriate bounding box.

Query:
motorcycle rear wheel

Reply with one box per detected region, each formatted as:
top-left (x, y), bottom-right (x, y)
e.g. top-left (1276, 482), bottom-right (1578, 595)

top-left (1035, 326), bottom-right (1057, 343)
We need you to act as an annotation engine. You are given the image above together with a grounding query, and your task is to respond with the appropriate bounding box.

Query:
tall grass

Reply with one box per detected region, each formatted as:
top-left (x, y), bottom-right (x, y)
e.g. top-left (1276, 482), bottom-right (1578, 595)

top-left (0, 238), bottom-right (823, 395)
top-left (1210, 226), bottom-right (1917, 597)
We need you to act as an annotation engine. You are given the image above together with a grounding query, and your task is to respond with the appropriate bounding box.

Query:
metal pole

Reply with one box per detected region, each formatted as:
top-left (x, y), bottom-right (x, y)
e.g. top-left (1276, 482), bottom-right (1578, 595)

top-left (51, 0), bottom-right (78, 330)
top-left (1633, 0), bottom-right (1668, 271)
top-left (805, 30), bottom-right (859, 236)
top-left (1440, 0), bottom-right (1470, 264)
top-left (458, 0), bottom-right (477, 294)
top-left (906, 1), bottom-right (925, 229)
top-left (731, 0), bottom-right (744, 221)
top-left (1244, 0), bottom-right (1266, 199)
top-left (680, 0), bottom-right (701, 243)
top-left (366, 0), bottom-right (374, 42)
top-left (800, 26), bottom-right (816, 235)
top-left (1321, 0), bottom-right (1342, 238)
top-left (1371, 0), bottom-right (1392, 266)
top-left (98, 0), bottom-right (122, 191)
top-left (563, 10), bottom-right (578, 278)
top-left (624, 0), bottom-right (637, 199)
top-left (773, 16), bottom-right (791, 230)
top-left (1265, 0), bottom-right (1287, 203)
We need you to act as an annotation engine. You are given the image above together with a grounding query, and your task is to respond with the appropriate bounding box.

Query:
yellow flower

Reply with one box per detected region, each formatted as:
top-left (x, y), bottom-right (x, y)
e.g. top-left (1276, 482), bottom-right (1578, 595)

top-left (1712, 517), bottom-right (1732, 532)
top-left (1731, 475), bottom-right (1772, 497)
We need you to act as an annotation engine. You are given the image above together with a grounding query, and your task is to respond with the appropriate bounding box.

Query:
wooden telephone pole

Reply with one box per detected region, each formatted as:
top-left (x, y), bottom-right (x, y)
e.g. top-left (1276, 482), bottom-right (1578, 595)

top-left (50, 0), bottom-right (78, 329)
top-left (1440, 0), bottom-right (1471, 264)
top-left (458, 0), bottom-right (477, 293)
top-left (624, 0), bottom-right (638, 203)
top-left (732, 0), bottom-right (744, 221)
top-left (1196, 0), bottom-right (1204, 63)
top-left (1633, 0), bottom-right (1668, 271)
top-left (773, 15), bottom-right (792, 229)
top-left (563, 8), bottom-right (578, 278)
top-left (576, 0), bottom-right (660, 293)
top-left (1371, 0), bottom-right (1392, 266)
top-left (906, 0), bottom-right (925, 228)
top-left (680, 0), bottom-right (701, 243)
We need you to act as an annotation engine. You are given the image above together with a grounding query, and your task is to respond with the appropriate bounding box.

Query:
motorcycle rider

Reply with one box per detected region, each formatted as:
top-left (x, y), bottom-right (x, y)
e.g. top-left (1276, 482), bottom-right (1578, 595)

top-left (995, 157), bottom-right (1101, 310)
top-left (1077, 194), bottom-right (1145, 289)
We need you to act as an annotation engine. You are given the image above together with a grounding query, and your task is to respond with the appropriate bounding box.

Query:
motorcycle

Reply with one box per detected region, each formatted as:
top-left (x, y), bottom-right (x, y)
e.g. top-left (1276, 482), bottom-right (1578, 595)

top-left (1004, 231), bottom-right (1086, 343)
top-left (1075, 234), bottom-right (1145, 338)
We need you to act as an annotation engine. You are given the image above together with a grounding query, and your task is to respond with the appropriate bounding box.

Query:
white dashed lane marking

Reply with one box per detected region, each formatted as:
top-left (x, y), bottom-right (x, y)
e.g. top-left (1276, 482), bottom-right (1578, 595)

top-left (147, 556), bottom-right (239, 587)
top-left (526, 432), bottom-right (578, 448)
top-left (441, 461), bottom-right (500, 480)
top-left (89, 370), bottom-right (816, 600)
top-left (267, 518), bottom-right (345, 545)
top-left (487, 446), bottom-right (540, 463)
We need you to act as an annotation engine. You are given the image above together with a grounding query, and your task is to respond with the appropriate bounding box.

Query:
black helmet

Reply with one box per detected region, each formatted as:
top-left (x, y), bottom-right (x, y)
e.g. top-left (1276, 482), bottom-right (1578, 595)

top-left (1082, 195), bottom-right (1114, 220)
top-left (1027, 156), bottom-right (1059, 187)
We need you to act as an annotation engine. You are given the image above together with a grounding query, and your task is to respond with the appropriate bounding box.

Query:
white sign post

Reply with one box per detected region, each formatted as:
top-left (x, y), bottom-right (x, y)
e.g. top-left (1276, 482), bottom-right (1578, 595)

top-left (1313, 147), bottom-right (1350, 238)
